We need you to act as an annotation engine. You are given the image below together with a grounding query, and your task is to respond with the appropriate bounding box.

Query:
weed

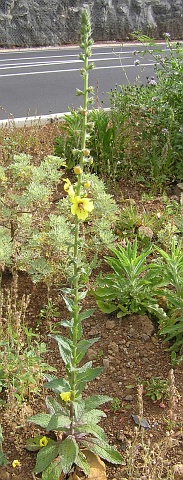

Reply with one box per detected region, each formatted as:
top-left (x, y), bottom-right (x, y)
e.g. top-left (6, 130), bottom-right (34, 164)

top-left (143, 377), bottom-right (169, 402)
top-left (0, 278), bottom-right (55, 407)
top-left (110, 397), bottom-right (121, 413)
top-left (37, 298), bottom-right (60, 326)
top-left (94, 238), bottom-right (167, 322)
top-left (123, 372), bottom-right (179, 479)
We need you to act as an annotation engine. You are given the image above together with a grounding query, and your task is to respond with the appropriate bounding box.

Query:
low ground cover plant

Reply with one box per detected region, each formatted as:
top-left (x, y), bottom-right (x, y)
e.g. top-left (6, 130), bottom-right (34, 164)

top-left (94, 238), bottom-right (183, 356)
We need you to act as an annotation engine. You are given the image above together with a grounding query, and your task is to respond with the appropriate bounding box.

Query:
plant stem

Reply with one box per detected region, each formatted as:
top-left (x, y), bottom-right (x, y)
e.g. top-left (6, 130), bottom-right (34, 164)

top-left (68, 9), bottom-right (91, 431)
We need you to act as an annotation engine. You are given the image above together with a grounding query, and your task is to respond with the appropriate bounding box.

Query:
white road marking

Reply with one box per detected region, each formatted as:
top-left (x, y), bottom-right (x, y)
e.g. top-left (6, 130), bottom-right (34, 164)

top-left (0, 51), bottom-right (142, 62)
top-left (0, 56), bottom-right (137, 70)
top-left (0, 62), bottom-right (156, 78)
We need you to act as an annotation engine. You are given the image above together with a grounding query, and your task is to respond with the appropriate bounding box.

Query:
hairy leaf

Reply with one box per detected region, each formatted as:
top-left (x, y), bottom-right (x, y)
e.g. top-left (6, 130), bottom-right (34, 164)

top-left (46, 414), bottom-right (71, 431)
top-left (58, 437), bottom-right (78, 474)
top-left (45, 395), bottom-right (67, 415)
top-left (82, 438), bottom-right (124, 465)
top-left (44, 377), bottom-right (71, 393)
top-left (75, 450), bottom-right (90, 476)
top-left (51, 334), bottom-right (72, 365)
top-left (34, 444), bottom-right (59, 474)
top-left (76, 337), bottom-right (99, 363)
top-left (79, 308), bottom-right (95, 321)
top-left (84, 395), bottom-right (112, 412)
top-left (80, 409), bottom-right (106, 425)
top-left (96, 300), bottom-right (118, 314)
top-left (26, 435), bottom-right (56, 452)
top-left (28, 413), bottom-right (52, 429)
top-left (76, 423), bottom-right (107, 441)
top-left (42, 458), bottom-right (63, 480)
top-left (76, 365), bottom-right (103, 383)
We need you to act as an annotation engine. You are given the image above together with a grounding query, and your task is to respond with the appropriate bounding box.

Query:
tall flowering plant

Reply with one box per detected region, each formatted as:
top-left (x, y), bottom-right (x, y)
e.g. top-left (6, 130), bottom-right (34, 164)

top-left (27, 10), bottom-right (123, 479)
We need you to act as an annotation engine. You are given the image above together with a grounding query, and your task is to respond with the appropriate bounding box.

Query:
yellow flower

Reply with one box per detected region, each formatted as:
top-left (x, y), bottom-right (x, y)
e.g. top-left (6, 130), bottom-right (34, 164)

top-left (63, 178), bottom-right (75, 197)
top-left (39, 436), bottom-right (49, 448)
top-left (12, 459), bottom-right (21, 468)
top-left (60, 391), bottom-right (71, 402)
top-left (70, 196), bottom-right (94, 220)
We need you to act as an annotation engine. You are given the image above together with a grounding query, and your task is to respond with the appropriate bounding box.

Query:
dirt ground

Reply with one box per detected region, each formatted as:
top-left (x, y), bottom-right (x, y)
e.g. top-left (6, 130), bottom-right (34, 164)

top-left (0, 184), bottom-right (183, 480)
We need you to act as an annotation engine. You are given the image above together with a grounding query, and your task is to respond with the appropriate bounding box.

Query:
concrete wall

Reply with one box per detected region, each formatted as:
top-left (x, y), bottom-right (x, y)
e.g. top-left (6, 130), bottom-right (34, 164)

top-left (0, 0), bottom-right (182, 47)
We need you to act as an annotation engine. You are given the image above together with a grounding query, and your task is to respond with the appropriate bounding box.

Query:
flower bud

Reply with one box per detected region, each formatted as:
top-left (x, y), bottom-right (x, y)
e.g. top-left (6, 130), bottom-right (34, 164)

top-left (84, 180), bottom-right (91, 189)
top-left (74, 165), bottom-right (82, 175)
top-left (83, 148), bottom-right (90, 156)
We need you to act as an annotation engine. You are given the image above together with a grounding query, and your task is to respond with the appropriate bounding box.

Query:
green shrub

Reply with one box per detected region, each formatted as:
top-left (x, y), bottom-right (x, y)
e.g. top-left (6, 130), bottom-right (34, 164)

top-left (93, 238), bottom-right (167, 322)
top-left (109, 36), bottom-right (183, 189)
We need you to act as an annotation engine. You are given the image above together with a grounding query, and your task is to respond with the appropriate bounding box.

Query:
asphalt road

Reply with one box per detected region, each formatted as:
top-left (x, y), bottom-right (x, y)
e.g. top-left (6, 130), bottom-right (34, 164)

top-left (0, 43), bottom-right (167, 120)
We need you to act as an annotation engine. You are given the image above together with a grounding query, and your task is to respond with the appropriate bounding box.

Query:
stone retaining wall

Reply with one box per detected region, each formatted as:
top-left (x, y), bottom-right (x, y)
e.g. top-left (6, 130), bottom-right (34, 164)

top-left (0, 0), bottom-right (182, 47)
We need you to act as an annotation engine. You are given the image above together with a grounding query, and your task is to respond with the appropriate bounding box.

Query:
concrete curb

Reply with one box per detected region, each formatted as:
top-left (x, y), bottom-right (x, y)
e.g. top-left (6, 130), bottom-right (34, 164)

top-left (0, 112), bottom-right (70, 127)
top-left (0, 108), bottom-right (110, 128)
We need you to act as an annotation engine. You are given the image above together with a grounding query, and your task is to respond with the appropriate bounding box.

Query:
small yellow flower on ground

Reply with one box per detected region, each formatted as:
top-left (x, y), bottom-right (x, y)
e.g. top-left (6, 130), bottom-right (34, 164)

top-left (12, 459), bottom-right (21, 468)
top-left (63, 178), bottom-right (75, 197)
top-left (60, 391), bottom-right (71, 402)
top-left (71, 196), bottom-right (94, 220)
top-left (39, 436), bottom-right (49, 447)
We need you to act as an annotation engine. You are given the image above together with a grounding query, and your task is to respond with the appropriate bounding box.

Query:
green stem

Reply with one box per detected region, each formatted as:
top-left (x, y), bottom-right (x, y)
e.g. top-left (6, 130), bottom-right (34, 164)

top-left (69, 219), bottom-right (79, 433)
top-left (69, 45), bottom-right (89, 430)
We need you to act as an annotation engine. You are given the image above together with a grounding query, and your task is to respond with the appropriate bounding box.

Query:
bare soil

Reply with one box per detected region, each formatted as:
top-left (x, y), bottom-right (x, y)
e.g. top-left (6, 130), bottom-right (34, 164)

top-left (0, 201), bottom-right (183, 480)
top-left (0, 123), bottom-right (182, 479)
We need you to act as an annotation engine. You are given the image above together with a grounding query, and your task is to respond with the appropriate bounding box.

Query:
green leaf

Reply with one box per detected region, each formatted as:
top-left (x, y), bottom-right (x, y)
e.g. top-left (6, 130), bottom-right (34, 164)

top-left (62, 295), bottom-right (74, 312)
top-left (117, 304), bottom-right (129, 317)
top-left (28, 413), bottom-right (52, 429)
top-left (76, 337), bottom-right (99, 363)
top-left (0, 450), bottom-right (9, 466)
top-left (34, 444), bottom-right (59, 474)
top-left (75, 450), bottom-right (90, 476)
top-left (76, 88), bottom-right (84, 96)
top-left (80, 409), bottom-right (106, 425)
top-left (50, 334), bottom-right (72, 365)
top-left (95, 285), bottom-right (117, 299)
top-left (76, 423), bottom-right (107, 441)
top-left (76, 365), bottom-right (103, 383)
top-left (82, 438), bottom-right (124, 465)
top-left (42, 458), bottom-right (63, 480)
top-left (60, 319), bottom-right (73, 328)
top-left (96, 300), bottom-right (118, 314)
top-left (45, 396), bottom-right (67, 415)
top-left (72, 398), bottom-right (85, 421)
top-left (26, 435), bottom-right (56, 452)
top-left (44, 377), bottom-right (71, 394)
top-left (58, 437), bottom-right (78, 474)
top-left (146, 302), bottom-right (168, 322)
top-left (84, 394), bottom-right (112, 412)
top-left (46, 414), bottom-right (71, 431)
top-left (79, 308), bottom-right (95, 321)
top-left (77, 291), bottom-right (88, 301)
